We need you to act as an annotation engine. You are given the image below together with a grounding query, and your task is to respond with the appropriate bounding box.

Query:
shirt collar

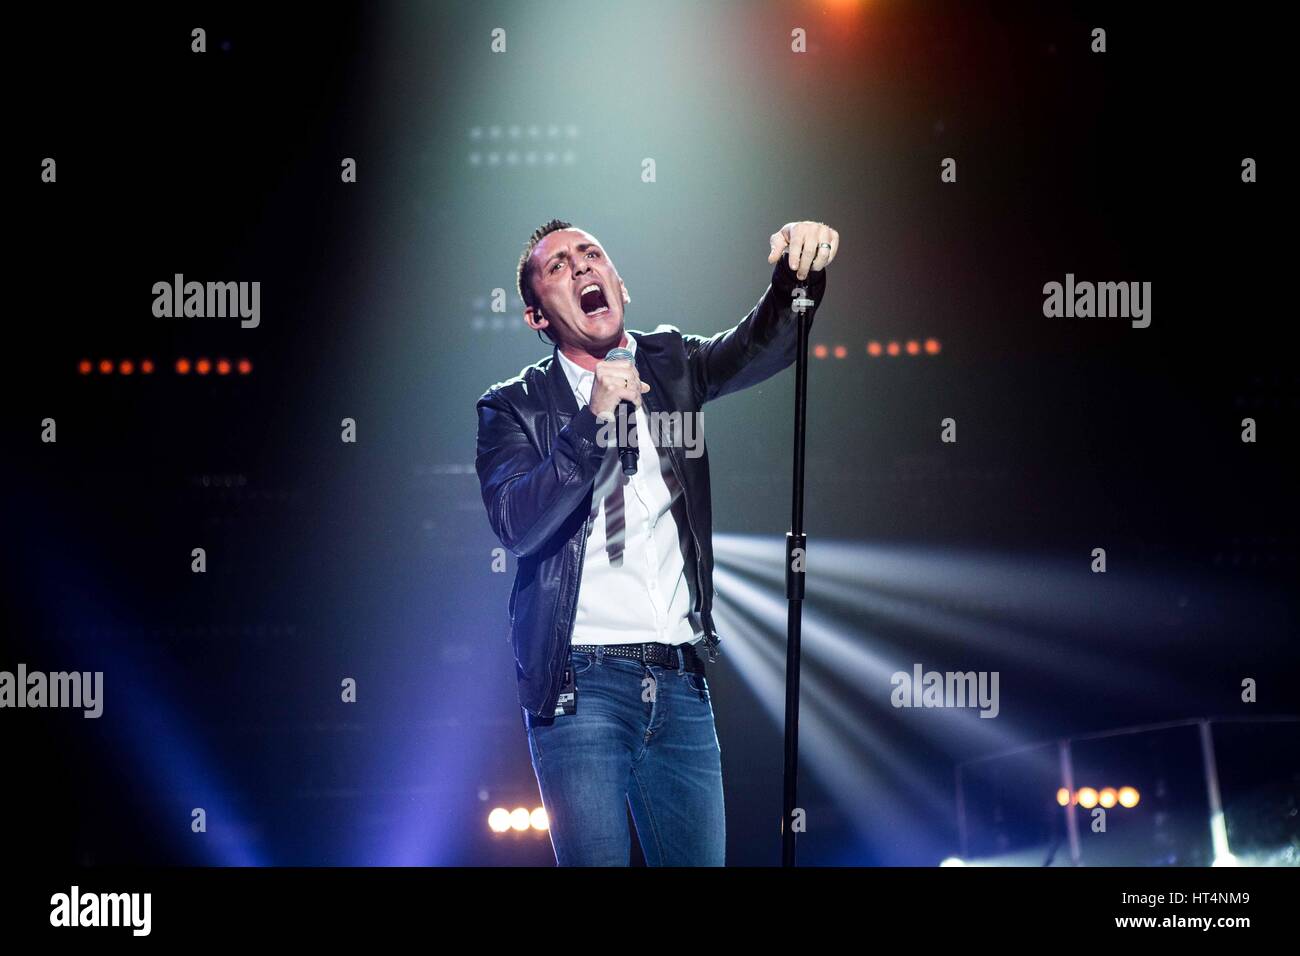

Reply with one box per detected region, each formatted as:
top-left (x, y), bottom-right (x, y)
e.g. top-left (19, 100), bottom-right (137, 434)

top-left (555, 330), bottom-right (637, 405)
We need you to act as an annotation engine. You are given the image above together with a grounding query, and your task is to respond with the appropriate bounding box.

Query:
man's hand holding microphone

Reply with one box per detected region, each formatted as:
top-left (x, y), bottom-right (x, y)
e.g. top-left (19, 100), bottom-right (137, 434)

top-left (588, 350), bottom-right (648, 475)
top-left (588, 355), bottom-right (649, 423)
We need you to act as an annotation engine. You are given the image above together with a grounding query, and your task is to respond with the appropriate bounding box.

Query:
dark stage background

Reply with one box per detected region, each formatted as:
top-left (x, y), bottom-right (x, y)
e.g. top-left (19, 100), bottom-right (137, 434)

top-left (4, 1), bottom-right (1295, 867)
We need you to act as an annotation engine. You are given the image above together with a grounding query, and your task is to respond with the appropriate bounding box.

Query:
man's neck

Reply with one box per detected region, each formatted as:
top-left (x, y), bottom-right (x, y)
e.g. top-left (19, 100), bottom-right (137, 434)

top-left (558, 332), bottom-right (628, 372)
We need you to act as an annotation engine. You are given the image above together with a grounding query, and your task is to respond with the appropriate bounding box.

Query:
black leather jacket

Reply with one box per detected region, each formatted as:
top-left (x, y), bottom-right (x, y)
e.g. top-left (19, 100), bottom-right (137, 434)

top-left (475, 259), bottom-right (826, 718)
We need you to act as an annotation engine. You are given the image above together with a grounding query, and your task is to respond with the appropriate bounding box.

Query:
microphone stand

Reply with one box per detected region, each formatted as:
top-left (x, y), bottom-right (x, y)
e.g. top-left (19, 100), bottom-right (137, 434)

top-left (781, 282), bottom-right (815, 867)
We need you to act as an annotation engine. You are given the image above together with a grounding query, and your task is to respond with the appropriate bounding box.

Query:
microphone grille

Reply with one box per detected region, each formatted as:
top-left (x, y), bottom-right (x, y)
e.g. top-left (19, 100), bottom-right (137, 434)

top-left (604, 347), bottom-right (634, 362)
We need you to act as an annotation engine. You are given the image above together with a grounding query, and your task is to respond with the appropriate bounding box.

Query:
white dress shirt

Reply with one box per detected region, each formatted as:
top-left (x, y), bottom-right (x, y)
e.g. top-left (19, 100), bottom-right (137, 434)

top-left (556, 331), bottom-right (704, 647)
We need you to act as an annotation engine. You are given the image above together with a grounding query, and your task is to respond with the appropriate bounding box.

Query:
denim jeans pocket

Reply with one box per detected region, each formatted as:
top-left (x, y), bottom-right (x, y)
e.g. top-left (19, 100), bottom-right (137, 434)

top-left (683, 669), bottom-right (710, 698)
top-left (569, 650), bottom-right (596, 677)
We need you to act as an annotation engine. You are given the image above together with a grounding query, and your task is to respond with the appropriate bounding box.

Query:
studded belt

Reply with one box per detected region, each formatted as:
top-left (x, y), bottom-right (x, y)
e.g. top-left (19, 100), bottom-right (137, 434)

top-left (570, 641), bottom-right (705, 673)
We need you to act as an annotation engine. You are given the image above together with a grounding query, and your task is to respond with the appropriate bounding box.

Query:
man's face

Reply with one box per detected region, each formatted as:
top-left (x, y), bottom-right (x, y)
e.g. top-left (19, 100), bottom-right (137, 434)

top-left (524, 228), bottom-right (629, 353)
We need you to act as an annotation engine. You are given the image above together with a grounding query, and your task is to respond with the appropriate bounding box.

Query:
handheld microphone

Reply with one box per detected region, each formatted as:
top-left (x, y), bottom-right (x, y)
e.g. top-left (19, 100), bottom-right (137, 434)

top-left (604, 346), bottom-right (639, 476)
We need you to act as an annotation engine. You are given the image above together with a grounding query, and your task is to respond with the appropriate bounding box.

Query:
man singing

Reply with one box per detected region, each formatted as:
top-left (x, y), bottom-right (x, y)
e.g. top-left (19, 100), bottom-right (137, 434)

top-left (475, 219), bottom-right (837, 865)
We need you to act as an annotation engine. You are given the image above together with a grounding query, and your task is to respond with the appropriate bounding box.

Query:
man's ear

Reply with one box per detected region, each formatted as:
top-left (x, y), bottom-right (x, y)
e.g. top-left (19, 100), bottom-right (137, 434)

top-left (621, 281), bottom-right (630, 305)
top-left (524, 305), bottom-right (548, 335)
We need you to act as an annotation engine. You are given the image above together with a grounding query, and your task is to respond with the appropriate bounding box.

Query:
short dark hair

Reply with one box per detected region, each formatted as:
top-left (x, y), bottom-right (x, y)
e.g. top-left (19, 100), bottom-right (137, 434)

top-left (517, 218), bottom-right (573, 345)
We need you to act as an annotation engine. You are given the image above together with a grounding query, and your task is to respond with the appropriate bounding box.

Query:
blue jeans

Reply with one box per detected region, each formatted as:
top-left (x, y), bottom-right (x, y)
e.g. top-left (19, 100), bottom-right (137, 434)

top-left (523, 647), bottom-right (726, 866)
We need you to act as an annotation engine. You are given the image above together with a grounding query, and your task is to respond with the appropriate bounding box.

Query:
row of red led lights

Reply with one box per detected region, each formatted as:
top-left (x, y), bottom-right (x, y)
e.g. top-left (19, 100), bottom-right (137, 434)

top-left (78, 358), bottom-right (253, 376)
top-left (813, 338), bottom-right (943, 359)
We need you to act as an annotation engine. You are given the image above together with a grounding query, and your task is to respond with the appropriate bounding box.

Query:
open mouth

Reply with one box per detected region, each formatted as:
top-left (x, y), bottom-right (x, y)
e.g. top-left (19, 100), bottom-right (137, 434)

top-left (578, 282), bottom-right (610, 317)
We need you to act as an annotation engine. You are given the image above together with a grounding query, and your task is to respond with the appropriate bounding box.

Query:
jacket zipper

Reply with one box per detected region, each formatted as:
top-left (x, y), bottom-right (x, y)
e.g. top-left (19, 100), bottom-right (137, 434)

top-left (662, 428), bottom-right (718, 661)
top-left (638, 364), bottom-right (717, 659)
top-left (545, 508), bottom-right (591, 713)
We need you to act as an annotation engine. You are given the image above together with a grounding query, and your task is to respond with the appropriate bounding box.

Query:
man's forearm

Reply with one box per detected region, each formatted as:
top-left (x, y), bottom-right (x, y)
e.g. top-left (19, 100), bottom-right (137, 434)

top-left (682, 258), bottom-right (828, 406)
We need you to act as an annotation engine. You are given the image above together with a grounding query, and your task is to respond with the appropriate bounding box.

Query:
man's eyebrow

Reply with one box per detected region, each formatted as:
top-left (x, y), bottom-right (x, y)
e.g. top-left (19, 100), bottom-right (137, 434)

top-left (543, 242), bottom-right (599, 266)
